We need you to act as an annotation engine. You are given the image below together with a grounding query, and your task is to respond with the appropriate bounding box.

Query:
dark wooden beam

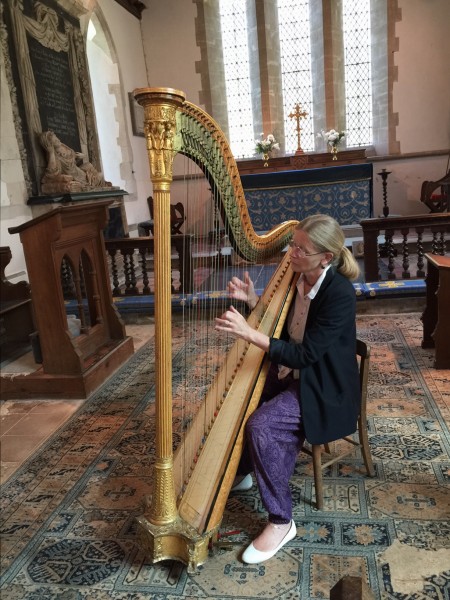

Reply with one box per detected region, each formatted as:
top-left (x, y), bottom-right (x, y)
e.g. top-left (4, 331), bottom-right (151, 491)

top-left (113, 0), bottom-right (146, 19)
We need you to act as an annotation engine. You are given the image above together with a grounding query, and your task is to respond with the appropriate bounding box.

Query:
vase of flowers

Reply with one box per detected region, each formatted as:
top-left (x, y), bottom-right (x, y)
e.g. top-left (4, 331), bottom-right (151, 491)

top-left (255, 133), bottom-right (280, 167)
top-left (318, 129), bottom-right (346, 160)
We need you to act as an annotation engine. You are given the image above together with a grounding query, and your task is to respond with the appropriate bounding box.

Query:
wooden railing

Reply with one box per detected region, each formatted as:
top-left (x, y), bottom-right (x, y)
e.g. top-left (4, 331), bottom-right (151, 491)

top-left (361, 213), bottom-right (450, 282)
top-left (104, 235), bottom-right (194, 296)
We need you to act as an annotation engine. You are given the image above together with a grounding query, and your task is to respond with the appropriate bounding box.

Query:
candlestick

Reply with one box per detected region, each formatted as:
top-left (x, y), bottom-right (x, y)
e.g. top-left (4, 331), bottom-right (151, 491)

top-left (378, 168), bottom-right (392, 218)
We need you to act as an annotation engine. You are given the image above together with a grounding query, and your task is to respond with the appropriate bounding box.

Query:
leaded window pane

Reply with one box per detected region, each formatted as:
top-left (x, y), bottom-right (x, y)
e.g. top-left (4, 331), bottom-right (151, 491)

top-left (277, 0), bottom-right (314, 153)
top-left (343, 0), bottom-right (372, 147)
top-left (219, 0), bottom-right (255, 158)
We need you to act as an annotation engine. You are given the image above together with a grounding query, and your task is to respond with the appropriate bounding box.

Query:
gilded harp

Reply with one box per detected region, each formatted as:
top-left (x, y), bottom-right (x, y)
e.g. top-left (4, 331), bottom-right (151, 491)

top-left (133, 87), bottom-right (298, 571)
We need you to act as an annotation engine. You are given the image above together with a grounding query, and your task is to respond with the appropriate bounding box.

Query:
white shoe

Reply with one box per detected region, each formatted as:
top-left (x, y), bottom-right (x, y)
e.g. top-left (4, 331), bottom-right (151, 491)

top-left (242, 520), bottom-right (297, 564)
top-left (230, 474), bottom-right (253, 492)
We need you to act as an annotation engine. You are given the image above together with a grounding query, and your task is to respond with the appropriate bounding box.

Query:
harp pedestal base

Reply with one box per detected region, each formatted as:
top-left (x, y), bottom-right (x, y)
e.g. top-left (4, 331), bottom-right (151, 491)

top-left (135, 514), bottom-right (218, 573)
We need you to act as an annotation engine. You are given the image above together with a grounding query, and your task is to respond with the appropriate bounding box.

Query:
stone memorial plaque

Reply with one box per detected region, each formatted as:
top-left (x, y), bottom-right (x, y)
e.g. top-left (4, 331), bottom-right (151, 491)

top-left (28, 36), bottom-right (81, 152)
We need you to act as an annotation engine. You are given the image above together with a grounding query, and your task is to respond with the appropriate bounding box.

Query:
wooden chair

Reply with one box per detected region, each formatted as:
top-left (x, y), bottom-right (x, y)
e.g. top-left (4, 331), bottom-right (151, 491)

top-left (420, 169), bottom-right (450, 213)
top-left (147, 196), bottom-right (185, 234)
top-left (302, 339), bottom-right (375, 509)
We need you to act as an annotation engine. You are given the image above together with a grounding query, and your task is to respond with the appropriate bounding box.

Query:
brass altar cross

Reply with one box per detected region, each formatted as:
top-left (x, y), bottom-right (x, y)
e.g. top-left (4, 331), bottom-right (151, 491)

top-left (288, 103), bottom-right (308, 155)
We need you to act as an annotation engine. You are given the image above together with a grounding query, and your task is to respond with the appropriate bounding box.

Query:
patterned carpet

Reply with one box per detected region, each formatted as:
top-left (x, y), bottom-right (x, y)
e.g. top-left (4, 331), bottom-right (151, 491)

top-left (1, 313), bottom-right (449, 599)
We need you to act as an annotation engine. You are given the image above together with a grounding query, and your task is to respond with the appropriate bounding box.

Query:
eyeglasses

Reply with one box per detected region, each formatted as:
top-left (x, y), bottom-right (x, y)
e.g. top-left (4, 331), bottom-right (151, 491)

top-left (288, 241), bottom-right (323, 257)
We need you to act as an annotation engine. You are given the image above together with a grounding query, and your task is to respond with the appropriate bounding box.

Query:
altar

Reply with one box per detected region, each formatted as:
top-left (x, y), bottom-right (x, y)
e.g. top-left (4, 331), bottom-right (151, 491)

top-left (239, 162), bottom-right (373, 232)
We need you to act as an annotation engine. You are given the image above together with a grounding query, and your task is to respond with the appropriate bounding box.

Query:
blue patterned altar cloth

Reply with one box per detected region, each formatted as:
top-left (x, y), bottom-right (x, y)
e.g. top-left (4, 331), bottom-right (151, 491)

top-left (241, 163), bottom-right (373, 230)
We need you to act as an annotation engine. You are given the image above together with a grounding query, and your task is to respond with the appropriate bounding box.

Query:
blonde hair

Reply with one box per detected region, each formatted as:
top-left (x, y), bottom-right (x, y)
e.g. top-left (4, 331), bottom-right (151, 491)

top-left (296, 214), bottom-right (360, 281)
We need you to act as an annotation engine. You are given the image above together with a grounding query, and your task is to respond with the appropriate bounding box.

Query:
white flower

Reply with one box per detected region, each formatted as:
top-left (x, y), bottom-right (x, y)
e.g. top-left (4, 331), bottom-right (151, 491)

top-left (255, 133), bottom-right (279, 155)
top-left (318, 128), bottom-right (346, 147)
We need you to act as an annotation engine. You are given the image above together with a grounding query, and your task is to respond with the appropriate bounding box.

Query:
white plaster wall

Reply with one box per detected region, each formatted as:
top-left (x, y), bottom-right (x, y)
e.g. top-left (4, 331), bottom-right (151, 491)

top-left (141, 0), bottom-right (202, 107)
top-left (394, 0), bottom-right (450, 154)
top-left (373, 155), bottom-right (449, 218)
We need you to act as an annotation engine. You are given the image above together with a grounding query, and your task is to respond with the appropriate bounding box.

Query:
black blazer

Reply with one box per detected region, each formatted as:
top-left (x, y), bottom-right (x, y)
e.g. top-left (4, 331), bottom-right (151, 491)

top-left (268, 267), bottom-right (360, 445)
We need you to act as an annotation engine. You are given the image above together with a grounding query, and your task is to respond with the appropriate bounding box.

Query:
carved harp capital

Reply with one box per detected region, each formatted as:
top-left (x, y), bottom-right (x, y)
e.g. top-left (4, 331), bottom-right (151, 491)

top-left (133, 87), bottom-right (185, 184)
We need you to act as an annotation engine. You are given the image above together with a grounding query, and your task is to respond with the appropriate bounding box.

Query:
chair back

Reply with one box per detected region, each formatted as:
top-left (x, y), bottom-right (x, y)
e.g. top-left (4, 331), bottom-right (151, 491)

top-left (304, 337), bottom-right (375, 509)
top-left (147, 196), bottom-right (185, 233)
top-left (356, 338), bottom-right (370, 420)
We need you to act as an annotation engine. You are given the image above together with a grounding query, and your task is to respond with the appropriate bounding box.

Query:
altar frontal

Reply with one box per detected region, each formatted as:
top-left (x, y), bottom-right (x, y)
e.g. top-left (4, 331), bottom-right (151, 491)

top-left (241, 163), bottom-right (373, 231)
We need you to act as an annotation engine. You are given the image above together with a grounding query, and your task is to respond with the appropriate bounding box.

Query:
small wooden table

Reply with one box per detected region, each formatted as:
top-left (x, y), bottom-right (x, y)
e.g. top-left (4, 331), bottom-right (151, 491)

top-left (421, 253), bottom-right (450, 369)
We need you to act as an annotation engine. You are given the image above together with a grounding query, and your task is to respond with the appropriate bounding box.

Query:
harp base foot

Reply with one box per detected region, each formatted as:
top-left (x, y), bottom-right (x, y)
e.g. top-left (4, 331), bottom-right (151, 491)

top-left (135, 514), bottom-right (218, 573)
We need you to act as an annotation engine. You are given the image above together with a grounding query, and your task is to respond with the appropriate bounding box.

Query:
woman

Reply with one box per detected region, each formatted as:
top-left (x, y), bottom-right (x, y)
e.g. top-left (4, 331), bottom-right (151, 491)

top-left (215, 214), bottom-right (361, 564)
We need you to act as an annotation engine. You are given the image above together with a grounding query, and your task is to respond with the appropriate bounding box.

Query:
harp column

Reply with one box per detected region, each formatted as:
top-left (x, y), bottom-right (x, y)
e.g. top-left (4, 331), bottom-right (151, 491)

top-left (134, 87), bottom-right (186, 525)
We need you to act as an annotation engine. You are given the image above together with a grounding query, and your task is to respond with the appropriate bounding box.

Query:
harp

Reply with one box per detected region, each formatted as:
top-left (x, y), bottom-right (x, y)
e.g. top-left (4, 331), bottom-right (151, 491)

top-left (133, 87), bottom-right (299, 571)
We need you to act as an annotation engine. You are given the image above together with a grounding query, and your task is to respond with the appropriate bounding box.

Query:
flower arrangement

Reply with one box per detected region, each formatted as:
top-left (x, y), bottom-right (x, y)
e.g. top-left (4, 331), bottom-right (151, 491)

top-left (318, 129), bottom-right (346, 149)
top-left (255, 133), bottom-right (280, 155)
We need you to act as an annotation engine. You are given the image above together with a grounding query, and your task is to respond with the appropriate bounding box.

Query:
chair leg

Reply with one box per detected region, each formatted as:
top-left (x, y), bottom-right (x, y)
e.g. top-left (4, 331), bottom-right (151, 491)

top-left (358, 417), bottom-right (375, 477)
top-left (312, 445), bottom-right (324, 509)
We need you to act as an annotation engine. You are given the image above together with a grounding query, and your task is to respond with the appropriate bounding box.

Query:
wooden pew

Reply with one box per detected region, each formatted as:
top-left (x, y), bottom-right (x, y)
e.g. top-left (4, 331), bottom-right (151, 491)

top-left (0, 247), bottom-right (35, 365)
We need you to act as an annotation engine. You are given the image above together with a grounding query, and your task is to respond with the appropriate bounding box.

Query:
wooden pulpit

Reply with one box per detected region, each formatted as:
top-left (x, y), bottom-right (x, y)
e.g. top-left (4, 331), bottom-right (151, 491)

top-left (2, 201), bottom-right (134, 399)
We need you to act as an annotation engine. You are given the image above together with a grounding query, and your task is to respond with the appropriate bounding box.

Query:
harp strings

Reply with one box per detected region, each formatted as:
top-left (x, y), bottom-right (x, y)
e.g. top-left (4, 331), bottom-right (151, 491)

top-left (176, 152), bottom-right (242, 497)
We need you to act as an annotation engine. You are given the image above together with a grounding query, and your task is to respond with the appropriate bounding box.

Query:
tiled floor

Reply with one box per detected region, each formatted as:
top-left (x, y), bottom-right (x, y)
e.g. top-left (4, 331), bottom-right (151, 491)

top-left (0, 322), bottom-right (154, 485)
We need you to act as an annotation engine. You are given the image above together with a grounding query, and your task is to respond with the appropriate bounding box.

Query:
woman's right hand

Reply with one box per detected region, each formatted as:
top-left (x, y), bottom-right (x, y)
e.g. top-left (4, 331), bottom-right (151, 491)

top-left (227, 271), bottom-right (258, 309)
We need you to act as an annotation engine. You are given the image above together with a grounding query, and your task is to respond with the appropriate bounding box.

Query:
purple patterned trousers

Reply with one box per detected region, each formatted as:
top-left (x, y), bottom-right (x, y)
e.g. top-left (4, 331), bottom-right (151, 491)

top-left (238, 363), bottom-right (305, 524)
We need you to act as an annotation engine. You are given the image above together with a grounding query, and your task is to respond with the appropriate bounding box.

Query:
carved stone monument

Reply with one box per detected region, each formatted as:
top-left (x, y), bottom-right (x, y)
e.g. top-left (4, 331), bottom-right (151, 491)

top-left (1, 0), bottom-right (102, 196)
top-left (39, 131), bottom-right (114, 194)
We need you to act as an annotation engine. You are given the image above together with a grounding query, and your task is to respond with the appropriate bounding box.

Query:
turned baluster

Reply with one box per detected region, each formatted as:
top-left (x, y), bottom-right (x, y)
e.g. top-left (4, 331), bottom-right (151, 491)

top-left (437, 231), bottom-right (445, 254)
top-left (416, 228), bottom-right (425, 277)
top-left (108, 248), bottom-right (121, 296)
top-left (60, 257), bottom-right (75, 298)
top-left (124, 249), bottom-right (138, 295)
top-left (139, 247), bottom-right (151, 294)
top-left (401, 228), bottom-right (410, 278)
top-left (386, 231), bottom-right (396, 279)
top-left (431, 230), bottom-right (440, 254)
